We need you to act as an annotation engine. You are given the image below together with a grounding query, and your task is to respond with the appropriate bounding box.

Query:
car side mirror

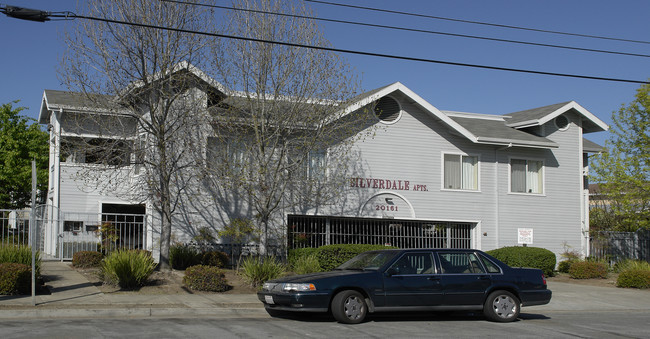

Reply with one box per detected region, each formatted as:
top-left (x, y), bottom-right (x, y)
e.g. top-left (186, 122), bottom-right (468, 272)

top-left (385, 267), bottom-right (398, 277)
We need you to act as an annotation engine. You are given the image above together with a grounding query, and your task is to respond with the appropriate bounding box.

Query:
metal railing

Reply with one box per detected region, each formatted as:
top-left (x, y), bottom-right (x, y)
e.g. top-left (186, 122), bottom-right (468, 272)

top-left (287, 215), bottom-right (474, 249)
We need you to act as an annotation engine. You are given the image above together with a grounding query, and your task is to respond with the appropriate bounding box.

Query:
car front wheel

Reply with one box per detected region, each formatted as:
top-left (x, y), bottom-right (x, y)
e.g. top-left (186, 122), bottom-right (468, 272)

top-left (483, 290), bottom-right (520, 322)
top-left (331, 290), bottom-right (367, 324)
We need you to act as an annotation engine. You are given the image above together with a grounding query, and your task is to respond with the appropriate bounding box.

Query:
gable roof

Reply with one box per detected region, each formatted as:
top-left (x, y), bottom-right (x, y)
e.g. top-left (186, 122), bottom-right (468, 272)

top-left (503, 101), bottom-right (608, 133)
top-left (345, 82), bottom-right (559, 149)
top-left (39, 90), bottom-right (119, 124)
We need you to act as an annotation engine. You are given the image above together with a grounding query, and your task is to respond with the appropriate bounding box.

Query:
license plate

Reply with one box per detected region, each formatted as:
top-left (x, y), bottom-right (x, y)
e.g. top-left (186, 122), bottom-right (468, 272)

top-left (265, 295), bottom-right (275, 304)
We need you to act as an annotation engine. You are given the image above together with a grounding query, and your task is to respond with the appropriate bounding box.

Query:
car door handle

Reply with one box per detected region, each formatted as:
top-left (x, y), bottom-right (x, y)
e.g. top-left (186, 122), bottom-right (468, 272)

top-left (479, 275), bottom-right (490, 280)
top-left (427, 276), bottom-right (441, 281)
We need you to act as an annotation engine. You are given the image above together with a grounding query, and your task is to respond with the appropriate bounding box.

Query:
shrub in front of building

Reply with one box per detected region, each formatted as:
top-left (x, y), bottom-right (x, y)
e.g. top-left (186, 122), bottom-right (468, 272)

top-left (288, 247), bottom-right (319, 268)
top-left (239, 256), bottom-right (285, 288)
top-left (486, 246), bottom-right (556, 277)
top-left (616, 269), bottom-right (650, 289)
top-left (169, 243), bottom-right (201, 270)
top-left (613, 259), bottom-right (650, 273)
top-left (72, 251), bottom-right (104, 268)
top-left (183, 265), bottom-right (229, 292)
top-left (0, 245), bottom-right (41, 277)
top-left (558, 260), bottom-right (579, 273)
top-left (200, 250), bottom-right (229, 268)
top-left (291, 253), bottom-right (321, 274)
top-left (0, 263), bottom-right (31, 295)
top-left (568, 261), bottom-right (608, 279)
top-left (100, 249), bottom-right (156, 289)
top-left (316, 244), bottom-right (397, 271)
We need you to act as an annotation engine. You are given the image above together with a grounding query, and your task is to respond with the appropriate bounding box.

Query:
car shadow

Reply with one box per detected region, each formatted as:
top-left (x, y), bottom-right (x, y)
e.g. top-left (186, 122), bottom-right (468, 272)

top-left (269, 311), bottom-right (551, 323)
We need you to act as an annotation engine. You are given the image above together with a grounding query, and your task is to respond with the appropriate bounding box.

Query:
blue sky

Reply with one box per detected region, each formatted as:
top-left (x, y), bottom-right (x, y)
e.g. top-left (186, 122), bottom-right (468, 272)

top-left (1, 0), bottom-right (649, 146)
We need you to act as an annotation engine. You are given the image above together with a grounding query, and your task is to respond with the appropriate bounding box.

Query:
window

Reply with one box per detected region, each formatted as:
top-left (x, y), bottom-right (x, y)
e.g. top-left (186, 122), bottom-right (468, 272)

top-left (388, 252), bottom-right (435, 275)
top-left (511, 159), bottom-right (543, 194)
top-left (437, 252), bottom-right (485, 274)
top-left (206, 136), bottom-right (247, 175)
top-left (64, 221), bottom-right (83, 232)
top-left (479, 254), bottom-right (502, 273)
top-left (61, 137), bottom-right (132, 166)
top-left (307, 150), bottom-right (327, 179)
top-left (444, 154), bottom-right (478, 190)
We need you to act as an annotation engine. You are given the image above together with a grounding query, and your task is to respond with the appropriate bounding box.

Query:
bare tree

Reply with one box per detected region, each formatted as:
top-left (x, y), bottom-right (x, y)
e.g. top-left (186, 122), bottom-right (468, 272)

top-left (60, 0), bottom-right (214, 270)
top-left (200, 0), bottom-right (375, 253)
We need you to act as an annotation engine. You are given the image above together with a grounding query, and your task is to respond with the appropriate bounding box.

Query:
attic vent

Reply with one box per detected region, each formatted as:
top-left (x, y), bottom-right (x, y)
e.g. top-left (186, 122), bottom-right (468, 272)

top-left (555, 115), bottom-right (569, 130)
top-left (374, 96), bottom-right (401, 123)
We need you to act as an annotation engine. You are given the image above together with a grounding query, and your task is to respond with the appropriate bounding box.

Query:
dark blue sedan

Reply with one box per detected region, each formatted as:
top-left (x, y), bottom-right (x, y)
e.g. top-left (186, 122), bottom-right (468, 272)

top-left (258, 248), bottom-right (551, 323)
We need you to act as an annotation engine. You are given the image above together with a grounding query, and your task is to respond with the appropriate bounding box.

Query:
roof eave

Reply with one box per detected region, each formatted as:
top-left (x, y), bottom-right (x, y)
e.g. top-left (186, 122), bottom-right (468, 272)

top-left (476, 137), bottom-right (559, 149)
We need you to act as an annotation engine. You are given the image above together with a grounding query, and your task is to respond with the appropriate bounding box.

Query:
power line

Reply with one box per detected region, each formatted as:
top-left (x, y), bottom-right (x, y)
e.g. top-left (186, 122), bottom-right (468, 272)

top-left (304, 0), bottom-right (650, 46)
top-left (162, 0), bottom-right (650, 59)
top-left (1, 5), bottom-right (648, 84)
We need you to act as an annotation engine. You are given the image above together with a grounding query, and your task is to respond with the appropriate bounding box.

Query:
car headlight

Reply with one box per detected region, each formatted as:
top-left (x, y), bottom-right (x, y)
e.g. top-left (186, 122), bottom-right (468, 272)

top-left (263, 282), bottom-right (279, 291)
top-left (282, 283), bottom-right (316, 292)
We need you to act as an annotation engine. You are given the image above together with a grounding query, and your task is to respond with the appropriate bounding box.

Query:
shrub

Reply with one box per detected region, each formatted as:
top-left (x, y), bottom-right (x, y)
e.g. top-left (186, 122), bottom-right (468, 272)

top-left (169, 243), bottom-right (200, 270)
top-left (0, 245), bottom-right (41, 277)
top-left (72, 251), bottom-right (103, 268)
top-left (568, 261), bottom-right (608, 279)
top-left (288, 247), bottom-right (319, 268)
top-left (616, 269), bottom-right (650, 289)
top-left (201, 251), bottom-right (229, 268)
top-left (613, 259), bottom-right (650, 273)
top-left (0, 263), bottom-right (31, 295)
top-left (183, 265), bottom-right (229, 292)
top-left (239, 256), bottom-right (285, 288)
top-left (292, 253), bottom-right (322, 274)
top-left (558, 260), bottom-right (578, 273)
top-left (100, 249), bottom-right (156, 289)
top-left (316, 244), bottom-right (396, 271)
top-left (486, 246), bottom-right (556, 277)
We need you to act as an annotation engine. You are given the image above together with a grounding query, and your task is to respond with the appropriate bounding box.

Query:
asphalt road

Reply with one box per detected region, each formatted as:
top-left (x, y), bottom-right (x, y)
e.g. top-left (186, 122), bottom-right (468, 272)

top-left (2, 309), bottom-right (649, 338)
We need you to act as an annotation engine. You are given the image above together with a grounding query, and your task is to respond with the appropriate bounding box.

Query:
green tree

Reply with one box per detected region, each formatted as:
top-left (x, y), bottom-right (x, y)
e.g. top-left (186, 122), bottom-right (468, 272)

top-left (0, 102), bottom-right (49, 209)
top-left (591, 83), bottom-right (650, 231)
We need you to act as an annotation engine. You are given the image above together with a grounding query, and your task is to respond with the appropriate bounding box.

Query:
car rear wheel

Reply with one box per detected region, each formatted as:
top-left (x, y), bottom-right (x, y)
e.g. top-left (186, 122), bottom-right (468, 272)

top-left (331, 290), bottom-right (367, 324)
top-left (483, 290), bottom-right (520, 322)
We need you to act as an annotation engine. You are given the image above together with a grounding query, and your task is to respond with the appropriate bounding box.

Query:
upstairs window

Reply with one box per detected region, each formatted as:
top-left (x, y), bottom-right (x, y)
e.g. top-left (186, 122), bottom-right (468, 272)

top-left (511, 159), bottom-right (543, 194)
top-left (443, 154), bottom-right (478, 190)
top-left (206, 136), bottom-right (247, 175)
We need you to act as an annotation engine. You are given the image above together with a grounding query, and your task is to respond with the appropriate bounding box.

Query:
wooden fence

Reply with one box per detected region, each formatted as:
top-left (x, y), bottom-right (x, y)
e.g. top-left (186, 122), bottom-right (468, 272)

top-left (590, 229), bottom-right (650, 264)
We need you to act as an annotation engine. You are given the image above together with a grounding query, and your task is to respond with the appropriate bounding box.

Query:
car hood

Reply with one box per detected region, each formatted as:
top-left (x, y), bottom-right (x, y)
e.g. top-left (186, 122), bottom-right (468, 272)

top-left (268, 270), bottom-right (369, 283)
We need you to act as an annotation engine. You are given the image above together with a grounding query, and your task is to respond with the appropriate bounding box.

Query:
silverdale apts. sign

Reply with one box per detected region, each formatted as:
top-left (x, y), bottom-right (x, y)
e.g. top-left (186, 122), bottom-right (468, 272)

top-left (350, 177), bottom-right (429, 192)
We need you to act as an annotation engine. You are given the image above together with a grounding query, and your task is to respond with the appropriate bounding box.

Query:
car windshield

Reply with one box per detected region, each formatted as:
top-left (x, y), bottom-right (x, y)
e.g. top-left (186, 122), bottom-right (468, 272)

top-left (336, 251), bottom-right (400, 271)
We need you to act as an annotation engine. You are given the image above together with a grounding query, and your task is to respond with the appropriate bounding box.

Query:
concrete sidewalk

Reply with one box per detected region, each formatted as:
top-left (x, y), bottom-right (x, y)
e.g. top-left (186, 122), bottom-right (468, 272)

top-left (0, 261), bottom-right (649, 319)
top-left (0, 261), bottom-right (265, 319)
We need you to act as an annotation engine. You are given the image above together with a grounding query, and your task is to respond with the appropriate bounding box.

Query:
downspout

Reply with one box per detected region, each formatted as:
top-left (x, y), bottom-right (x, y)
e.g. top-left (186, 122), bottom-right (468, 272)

top-left (494, 143), bottom-right (512, 249)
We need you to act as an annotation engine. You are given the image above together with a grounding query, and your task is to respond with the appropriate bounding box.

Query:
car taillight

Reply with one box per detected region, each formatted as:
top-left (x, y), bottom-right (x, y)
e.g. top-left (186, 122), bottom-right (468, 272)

top-left (542, 274), bottom-right (547, 285)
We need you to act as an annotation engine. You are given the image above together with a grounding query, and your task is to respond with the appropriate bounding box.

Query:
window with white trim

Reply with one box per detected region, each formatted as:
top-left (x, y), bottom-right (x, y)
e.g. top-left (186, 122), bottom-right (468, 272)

top-left (206, 136), bottom-right (247, 175)
top-left (443, 154), bottom-right (478, 190)
top-left (510, 159), bottom-right (543, 194)
top-left (307, 150), bottom-right (327, 179)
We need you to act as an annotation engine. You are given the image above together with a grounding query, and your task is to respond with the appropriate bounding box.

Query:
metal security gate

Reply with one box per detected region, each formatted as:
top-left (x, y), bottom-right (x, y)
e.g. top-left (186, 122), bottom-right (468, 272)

top-left (288, 215), bottom-right (474, 249)
top-left (27, 206), bottom-right (146, 260)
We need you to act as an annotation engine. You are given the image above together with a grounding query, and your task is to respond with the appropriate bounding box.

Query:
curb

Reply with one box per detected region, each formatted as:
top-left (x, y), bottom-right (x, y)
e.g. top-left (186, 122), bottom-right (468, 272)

top-left (0, 306), bottom-right (267, 319)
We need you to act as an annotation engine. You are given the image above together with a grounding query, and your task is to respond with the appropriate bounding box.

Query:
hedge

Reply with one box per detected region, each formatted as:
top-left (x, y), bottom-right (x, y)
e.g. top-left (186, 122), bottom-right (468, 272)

top-left (183, 265), bottom-right (229, 292)
top-left (72, 251), bottom-right (104, 268)
top-left (616, 269), bottom-right (650, 289)
top-left (316, 244), bottom-right (396, 271)
top-left (486, 246), bottom-right (556, 276)
top-left (568, 261), bottom-right (608, 279)
top-left (0, 263), bottom-right (31, 295)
